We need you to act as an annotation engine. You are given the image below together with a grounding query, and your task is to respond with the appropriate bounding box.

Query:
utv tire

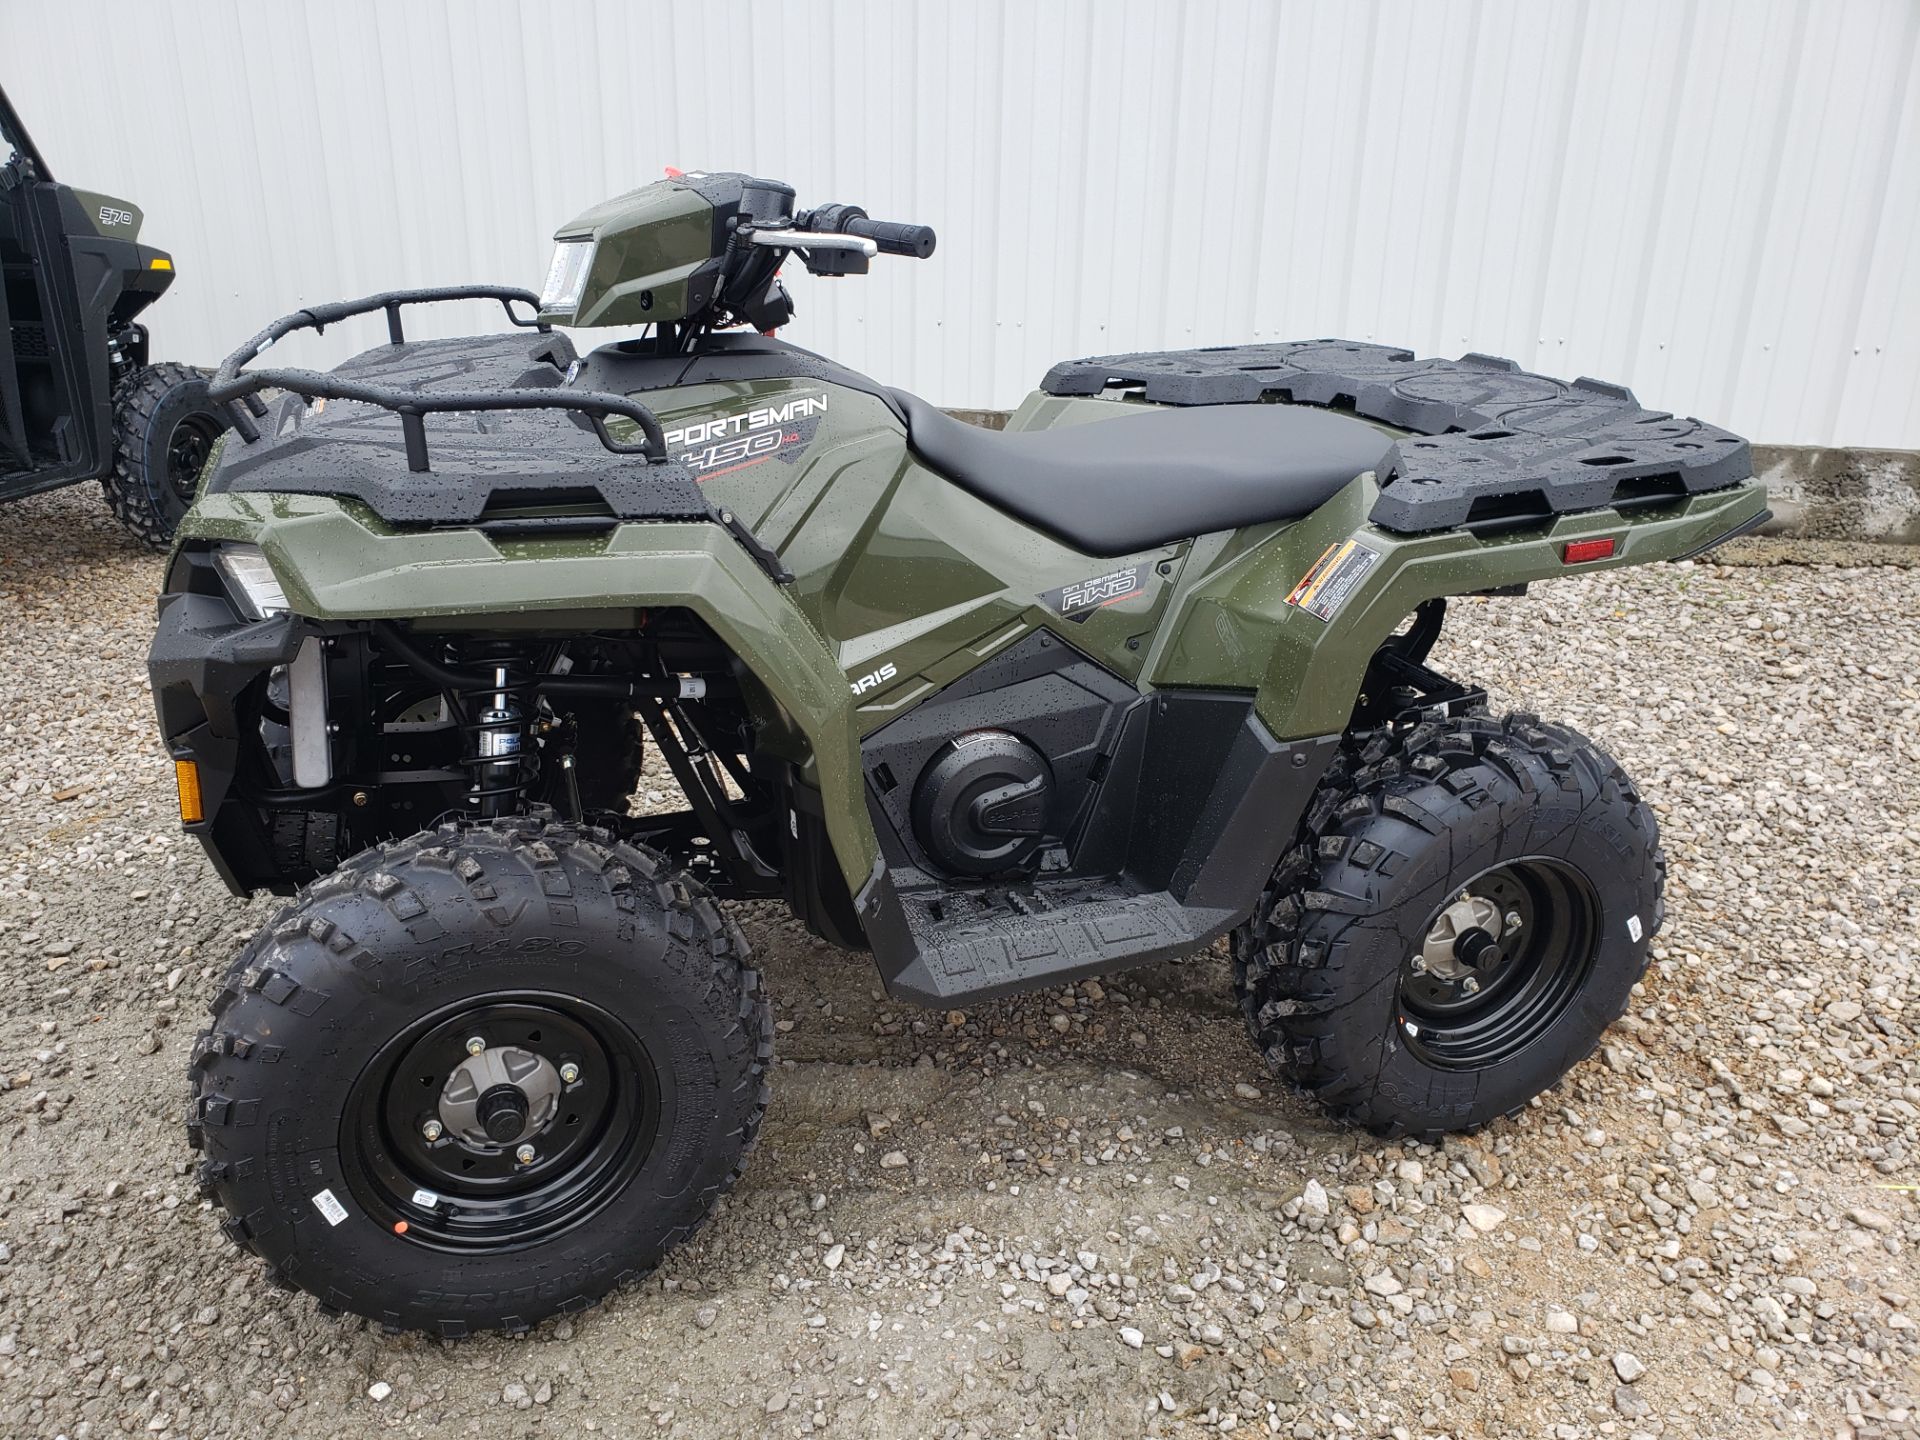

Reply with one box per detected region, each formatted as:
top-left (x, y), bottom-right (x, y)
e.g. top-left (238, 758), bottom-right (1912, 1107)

top-left (189, 813), bottom-right (771, 1335)
top-left (102, 362), bottom-right (229, 549)
top-left (1232, 713), bottom-right (1663, 1139)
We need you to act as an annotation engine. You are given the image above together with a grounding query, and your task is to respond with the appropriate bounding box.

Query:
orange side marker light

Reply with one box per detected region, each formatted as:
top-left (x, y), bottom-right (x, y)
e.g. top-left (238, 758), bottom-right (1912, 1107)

top-left (174, 759), bottom-right (204, 824)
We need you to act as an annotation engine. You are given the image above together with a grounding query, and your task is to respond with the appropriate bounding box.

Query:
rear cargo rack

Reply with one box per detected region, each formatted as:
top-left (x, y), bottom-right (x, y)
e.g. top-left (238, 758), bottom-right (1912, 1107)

top-left (1041, 341), bottom-right (1751, 535)
top-left (209, 286), bottom-right (669, 469)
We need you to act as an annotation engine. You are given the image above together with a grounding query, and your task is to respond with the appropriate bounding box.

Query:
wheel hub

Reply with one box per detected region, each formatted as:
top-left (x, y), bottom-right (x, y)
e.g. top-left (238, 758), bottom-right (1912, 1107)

top-left (437, 1045), bottom-right (560, 1148)
top-left (1417, 894), bottom-right (1508, 981)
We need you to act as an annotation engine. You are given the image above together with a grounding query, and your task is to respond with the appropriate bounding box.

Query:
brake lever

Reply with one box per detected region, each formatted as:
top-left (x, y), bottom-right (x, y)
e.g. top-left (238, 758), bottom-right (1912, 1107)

top-left (745, 229), bottom-right (879, 257)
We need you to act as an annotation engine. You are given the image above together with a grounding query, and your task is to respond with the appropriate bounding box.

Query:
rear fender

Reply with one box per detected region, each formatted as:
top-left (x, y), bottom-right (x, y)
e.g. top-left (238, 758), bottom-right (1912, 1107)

top-left (1150, 473), bottom-right (1770, 741)
top-left (180, 493), bottom-right (877, 894)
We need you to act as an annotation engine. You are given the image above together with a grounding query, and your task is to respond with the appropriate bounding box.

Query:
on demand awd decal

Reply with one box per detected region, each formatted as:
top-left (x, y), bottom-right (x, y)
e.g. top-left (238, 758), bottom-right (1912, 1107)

top-left (1041, 564), bottom-right (1145, 623)
top-left (665, 393), bottom-right (828, 478)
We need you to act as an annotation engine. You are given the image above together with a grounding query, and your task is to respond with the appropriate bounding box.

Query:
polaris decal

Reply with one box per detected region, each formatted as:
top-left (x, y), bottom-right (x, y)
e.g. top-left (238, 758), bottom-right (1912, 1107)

top-left (1040, 565), bottom-right (1145, 623)
top-left (664, 394), bottom-right (827, 479)
top-left (849, 661), bottom-right (898, 696)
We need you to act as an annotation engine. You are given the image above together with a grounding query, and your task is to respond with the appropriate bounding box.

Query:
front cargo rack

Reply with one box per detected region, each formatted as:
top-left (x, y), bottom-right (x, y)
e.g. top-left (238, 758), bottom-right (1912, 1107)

top-left (1041, 341), bottom-right (1752, 535)
top-left (208, 286), bottom-right (670, 470)
top-left (201, 290), bottom-right (794, 582)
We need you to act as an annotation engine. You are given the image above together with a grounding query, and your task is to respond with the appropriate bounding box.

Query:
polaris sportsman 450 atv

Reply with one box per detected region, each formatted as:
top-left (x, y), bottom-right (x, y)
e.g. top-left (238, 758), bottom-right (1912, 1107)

top-left (151, 171), bottom-right (1769, 1335)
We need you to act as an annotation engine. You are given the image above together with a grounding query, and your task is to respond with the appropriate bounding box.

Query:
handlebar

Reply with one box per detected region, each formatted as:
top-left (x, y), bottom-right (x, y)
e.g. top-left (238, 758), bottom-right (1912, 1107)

top-left (843, 216), bottom-right (937, 259)
top-left (798, 203), bottom-right (937, 261)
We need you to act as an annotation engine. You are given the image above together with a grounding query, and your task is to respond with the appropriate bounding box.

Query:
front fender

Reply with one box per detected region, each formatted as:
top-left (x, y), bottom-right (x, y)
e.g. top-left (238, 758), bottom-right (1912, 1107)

top-left (177, 493), bottom-right (877, 895)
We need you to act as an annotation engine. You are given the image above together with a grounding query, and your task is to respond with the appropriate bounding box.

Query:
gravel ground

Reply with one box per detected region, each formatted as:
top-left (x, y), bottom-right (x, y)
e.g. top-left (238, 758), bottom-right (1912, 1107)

top-left (0, 484), bottom-right (1914, 1440)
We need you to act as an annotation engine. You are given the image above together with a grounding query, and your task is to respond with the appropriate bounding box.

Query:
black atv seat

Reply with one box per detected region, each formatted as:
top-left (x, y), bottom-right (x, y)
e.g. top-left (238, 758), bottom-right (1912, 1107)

top-left (890, 389), bottom-right (1393, 556)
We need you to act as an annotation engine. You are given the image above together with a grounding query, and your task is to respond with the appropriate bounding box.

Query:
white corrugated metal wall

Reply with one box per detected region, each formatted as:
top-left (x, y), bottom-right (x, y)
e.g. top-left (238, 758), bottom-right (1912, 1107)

top-left (3, 0), bottom-right (1916, 447)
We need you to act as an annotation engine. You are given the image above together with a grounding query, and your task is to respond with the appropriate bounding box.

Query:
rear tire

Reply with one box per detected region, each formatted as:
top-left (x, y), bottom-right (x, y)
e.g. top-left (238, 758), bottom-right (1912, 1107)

top-left (102, 362), bottom-right (229, 549)
top-left (1232, 712), bottom-right (1663, 1138)
top-left (189, 813), bottom-right (771, 1335)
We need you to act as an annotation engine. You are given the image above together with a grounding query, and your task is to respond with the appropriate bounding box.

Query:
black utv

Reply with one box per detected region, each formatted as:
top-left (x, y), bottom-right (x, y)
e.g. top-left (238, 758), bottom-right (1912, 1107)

top-left (0, 84), bottom-right (227, 546)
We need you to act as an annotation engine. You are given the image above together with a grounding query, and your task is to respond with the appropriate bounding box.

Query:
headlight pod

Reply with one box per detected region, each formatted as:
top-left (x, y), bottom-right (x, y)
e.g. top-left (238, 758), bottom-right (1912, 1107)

top-left (538, 238), bottom-right (595, 315)
top-left (213, 544), bottom-right (289, 620)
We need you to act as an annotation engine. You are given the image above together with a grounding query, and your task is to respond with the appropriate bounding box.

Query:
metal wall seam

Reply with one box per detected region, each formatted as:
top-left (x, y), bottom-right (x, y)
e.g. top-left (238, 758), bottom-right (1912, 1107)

top-left (2, 0), bottom-right (1913, 448)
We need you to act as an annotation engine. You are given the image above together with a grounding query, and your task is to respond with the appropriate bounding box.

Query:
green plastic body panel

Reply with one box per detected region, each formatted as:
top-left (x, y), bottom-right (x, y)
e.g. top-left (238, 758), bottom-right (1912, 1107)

top-left (173, 377), bottom-right (1767, 900)
top-left (68, 188), bottom-right (142, 241)
top-left (541, 182), bottom-right (715, 329)
top-left (1147, 472), bottom-right (1768, 741)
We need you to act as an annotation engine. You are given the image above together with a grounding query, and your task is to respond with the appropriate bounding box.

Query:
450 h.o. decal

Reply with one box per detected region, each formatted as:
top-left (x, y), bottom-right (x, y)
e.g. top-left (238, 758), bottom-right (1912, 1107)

top-left (664, 393), bottom-right (828, 478)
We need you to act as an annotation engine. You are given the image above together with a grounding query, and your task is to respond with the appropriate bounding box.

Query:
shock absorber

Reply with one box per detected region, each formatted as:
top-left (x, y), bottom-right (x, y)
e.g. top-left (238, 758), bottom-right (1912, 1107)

top-left (455, 649), bottom-right (536, 818)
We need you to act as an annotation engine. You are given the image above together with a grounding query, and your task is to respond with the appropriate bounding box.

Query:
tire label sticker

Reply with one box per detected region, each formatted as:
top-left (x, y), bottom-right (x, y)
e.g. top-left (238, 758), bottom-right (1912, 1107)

top-left (1041, 564), bottom-right (1145, 623)
top-left (1286, 540), bottom-right (1380, 622)
top-left (311, 1188), bottom-right (348, 1227)
top-left (1627, 914), bottom-right (1643, 942)
top-left (410, 1188), bottom-right (441, 1209)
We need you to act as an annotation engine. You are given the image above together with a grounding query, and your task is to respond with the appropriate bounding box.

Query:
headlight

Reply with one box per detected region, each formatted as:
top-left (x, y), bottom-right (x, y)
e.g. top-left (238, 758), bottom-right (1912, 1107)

top-left (538, 239), bottom-right (595, 313)
top-left (214, 544), bottom-right (289, 620)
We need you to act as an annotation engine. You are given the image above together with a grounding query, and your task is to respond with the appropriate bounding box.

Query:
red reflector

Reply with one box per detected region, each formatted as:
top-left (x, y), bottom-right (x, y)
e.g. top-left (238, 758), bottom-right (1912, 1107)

top-left (1562, 537), bottom-right (1617, 564)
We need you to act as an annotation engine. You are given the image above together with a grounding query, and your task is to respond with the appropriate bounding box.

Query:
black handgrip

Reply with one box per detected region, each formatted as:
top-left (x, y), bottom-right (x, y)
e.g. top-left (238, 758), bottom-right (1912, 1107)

top-left (844, 216), bottom-right (937, 259)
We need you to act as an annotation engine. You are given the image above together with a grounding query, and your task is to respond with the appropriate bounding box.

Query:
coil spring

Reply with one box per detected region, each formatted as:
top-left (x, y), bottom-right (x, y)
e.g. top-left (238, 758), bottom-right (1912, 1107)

top-left (453, 652), bottom-right (538, 816)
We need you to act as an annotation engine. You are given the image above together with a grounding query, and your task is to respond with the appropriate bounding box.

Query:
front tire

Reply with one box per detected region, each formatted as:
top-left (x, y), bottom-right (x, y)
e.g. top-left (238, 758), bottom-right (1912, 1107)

top-left (189, 814), bottom-right (770, 1335)
top-left (102, 362), bottom-right (229, 549)
top-left (1232, 712), bottom-right (1663, 1138)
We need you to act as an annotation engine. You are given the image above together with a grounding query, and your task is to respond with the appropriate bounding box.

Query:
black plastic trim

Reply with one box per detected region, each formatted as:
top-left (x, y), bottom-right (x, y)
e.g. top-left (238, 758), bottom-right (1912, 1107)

top-left (1041, 341), bottom-right (1752, 535)
top-left (1671, 506), bottom-right (1773, 560)
top-left (208, 286), bottom-right (670, 465)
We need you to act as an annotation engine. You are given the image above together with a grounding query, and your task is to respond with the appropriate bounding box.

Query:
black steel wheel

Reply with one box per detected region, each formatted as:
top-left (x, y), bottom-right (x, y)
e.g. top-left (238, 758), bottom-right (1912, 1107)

top-left (103, 362), bottom-right (231, 548)
top-left (1394, 858), bottom-right (1601, 1070)
top-left (342, 996), bottom-right (661, 1252)
top-left (189, 815), bottom-right (771, 1335)
top-left (163, 409), bottom-right (223, 502)
top-left (1233, 712), bottom-right (1663, 1138)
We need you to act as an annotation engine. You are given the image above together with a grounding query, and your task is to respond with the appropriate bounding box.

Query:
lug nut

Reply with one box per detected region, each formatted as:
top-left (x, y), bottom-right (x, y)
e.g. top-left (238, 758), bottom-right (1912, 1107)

top-left (1409, 957), bottom-right (1428, 976)
top-left (514, 1143), bottom-right (536, 1166)
top-left (560, 1062), bottom-right (581, 1084)
top-left (1462, 977), bottom-right (1481, 996)
top-left (465, 1035), bottom-right (486, 1056)
top-left (421, 1119), bottom-right (444, 1142)
top-left (1504, 910), bottom-right (1523, 932)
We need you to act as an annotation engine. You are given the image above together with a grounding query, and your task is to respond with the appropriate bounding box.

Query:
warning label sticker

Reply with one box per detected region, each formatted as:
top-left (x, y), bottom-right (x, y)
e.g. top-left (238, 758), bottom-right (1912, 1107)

top-left (1286, 539), bottom-right (1380, 622)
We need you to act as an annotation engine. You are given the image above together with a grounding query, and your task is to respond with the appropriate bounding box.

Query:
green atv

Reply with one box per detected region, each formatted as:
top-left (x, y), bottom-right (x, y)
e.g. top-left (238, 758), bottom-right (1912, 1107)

top-left (150, 171), bottom-right (1768, 1335)
top-left (0, 85), bottom-right (229, 546)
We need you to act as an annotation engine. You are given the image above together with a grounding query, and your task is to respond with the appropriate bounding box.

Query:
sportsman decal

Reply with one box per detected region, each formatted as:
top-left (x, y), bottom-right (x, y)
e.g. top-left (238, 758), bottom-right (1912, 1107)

top-left (663, 393), bottom-right (828, 479)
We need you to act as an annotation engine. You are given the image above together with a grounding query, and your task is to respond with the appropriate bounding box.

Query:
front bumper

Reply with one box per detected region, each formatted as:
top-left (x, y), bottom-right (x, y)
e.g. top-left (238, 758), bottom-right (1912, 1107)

top-left (149, 581), bottom-right (305, 894)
